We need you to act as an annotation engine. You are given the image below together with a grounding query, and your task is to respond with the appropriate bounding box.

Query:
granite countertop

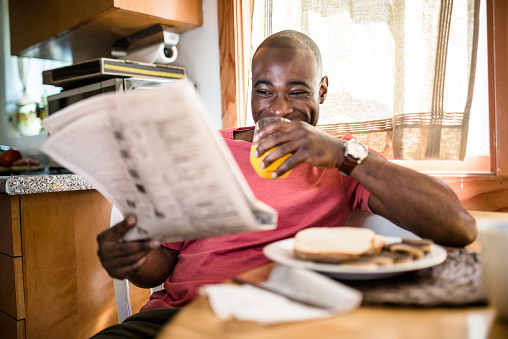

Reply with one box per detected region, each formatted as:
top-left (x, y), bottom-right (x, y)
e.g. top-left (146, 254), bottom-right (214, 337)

top-left (0, 170), bottom-right (95, 195)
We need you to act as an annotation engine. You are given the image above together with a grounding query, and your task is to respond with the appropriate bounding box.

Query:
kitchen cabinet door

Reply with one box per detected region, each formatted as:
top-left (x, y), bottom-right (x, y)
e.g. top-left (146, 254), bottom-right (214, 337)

top-left (9, 0), bottom-right (203, 62)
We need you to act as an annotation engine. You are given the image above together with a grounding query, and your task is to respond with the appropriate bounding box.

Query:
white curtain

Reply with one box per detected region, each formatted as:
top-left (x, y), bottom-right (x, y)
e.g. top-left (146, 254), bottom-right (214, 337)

top-left (251, 0), bottom-right (479, 160)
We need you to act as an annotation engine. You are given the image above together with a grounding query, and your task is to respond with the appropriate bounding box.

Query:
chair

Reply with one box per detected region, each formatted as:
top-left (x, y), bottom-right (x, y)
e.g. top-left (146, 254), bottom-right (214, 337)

top-left (110, 205), bottom-right (162, 323)
top-left (346, 209), bottom-right (419, 238)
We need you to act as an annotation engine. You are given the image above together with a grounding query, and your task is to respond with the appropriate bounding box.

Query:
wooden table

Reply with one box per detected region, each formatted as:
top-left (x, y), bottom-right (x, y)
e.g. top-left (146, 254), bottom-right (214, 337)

top-left (158, 263), bottom-right (508, 339)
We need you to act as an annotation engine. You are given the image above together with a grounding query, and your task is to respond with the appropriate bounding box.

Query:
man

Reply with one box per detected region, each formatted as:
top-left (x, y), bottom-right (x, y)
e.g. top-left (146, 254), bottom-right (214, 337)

top-left (93, 30), bottom-right (476, 338)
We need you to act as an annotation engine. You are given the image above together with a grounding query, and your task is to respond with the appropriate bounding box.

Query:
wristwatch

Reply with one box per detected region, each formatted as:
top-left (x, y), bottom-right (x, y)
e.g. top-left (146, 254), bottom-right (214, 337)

top-left (339, 140), bottom-right (369, 176)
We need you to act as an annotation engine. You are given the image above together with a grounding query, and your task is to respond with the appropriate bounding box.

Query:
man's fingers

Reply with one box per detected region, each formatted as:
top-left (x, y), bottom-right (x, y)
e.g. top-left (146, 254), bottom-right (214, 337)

top-left (257, 123), bottom-right (343, 172)
top-left (104, 251), bottom-right (147, 271)
top-left (98, 238), bottom-right (160, 259)
top-left (96, 213), bottom-right (161, 280)
top-left (98, 241), bottom-right (159, 279)
top-left (255, 126), bottom-right (295, 156)
top-left (107, 255), bottom-right (149, 280)
top-left (113, 239), bottom-right (160, 256)
top-left (96, 214), bottom-right (137, 243)
top-left (255, 120), bottom-right (293, 142)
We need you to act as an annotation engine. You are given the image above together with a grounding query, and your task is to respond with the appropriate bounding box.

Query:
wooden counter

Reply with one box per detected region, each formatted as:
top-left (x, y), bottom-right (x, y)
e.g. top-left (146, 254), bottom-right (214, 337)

top-left (0, 188), bottom-right (151, 339)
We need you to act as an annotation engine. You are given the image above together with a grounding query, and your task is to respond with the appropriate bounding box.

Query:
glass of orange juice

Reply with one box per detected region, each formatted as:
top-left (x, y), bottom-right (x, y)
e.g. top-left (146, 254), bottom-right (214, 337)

top-left (250, 117), bottom-right (292, 179)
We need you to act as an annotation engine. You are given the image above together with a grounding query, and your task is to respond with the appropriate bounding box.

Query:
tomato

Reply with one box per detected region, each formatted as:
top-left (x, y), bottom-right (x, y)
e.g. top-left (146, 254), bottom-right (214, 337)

top-left (0, 149), bottom-right (22, 167)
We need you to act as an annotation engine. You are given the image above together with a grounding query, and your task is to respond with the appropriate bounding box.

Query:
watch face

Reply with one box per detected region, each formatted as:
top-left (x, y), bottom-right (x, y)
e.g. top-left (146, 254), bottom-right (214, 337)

top-left (347, 140), bottom-right (368, 160)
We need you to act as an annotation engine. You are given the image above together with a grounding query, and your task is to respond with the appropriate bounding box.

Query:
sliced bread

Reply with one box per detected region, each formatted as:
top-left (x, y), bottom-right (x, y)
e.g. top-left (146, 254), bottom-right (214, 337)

top-left (294, 227), bottom-right (377, 263)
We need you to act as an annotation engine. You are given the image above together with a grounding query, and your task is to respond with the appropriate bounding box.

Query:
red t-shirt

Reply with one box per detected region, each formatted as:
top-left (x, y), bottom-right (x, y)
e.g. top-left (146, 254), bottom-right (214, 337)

top-left (141, 127), bottom-right (371, 310)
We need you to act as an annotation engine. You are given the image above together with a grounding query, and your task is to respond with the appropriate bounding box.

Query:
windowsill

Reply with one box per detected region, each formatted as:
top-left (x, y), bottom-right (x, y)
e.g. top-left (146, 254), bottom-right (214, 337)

top-left (391, 155), bottom-right (492, 176)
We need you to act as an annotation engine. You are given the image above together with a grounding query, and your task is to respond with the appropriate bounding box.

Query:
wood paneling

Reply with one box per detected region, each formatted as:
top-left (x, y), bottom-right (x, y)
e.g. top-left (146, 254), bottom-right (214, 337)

top-left (218, 0), bottom-right (251, 128)
top-left (15, 190), bottom-right (151, 338)
top-left (488, 0), bottom-right (508, 176)
top-left (218, 0), bottom-right (238, 128)
top-left (115, 0), bottom-right (202, 26)
top-left (440, 175), bottom-right (508, 212)
top-left (0, 195), bottom-right (21, 257)
top-left (0, 255), bottom-right (25, 320)
top-left (8, 0), bottom-right (203, 62)
top-left (0, 311), bottom-right (25, 339)
top-left (0, 189), bottom-right (152, 337)
top-left (20, 190), bottom-right (109, 338)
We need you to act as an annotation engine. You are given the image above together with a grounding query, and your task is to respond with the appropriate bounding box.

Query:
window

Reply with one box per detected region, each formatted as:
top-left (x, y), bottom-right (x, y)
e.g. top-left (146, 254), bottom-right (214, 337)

top-left (248, 0), bottom-right (488, 174)
top-left (0, 0), bottom-right (69, 150)
top-left (219, 0), bottom-right (508, 211)
top-left (393, 0), bottom-right (490, 175)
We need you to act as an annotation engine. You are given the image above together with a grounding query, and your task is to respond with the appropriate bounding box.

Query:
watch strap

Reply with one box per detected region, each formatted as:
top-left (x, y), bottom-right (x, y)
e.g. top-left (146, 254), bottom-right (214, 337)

top-left (339, 156), bottom-right (358, 176)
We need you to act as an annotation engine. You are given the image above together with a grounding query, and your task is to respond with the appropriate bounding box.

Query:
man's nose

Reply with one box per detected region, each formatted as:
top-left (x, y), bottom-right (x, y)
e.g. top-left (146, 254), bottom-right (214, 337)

top-left (268, 95), bottom-right (293, 117)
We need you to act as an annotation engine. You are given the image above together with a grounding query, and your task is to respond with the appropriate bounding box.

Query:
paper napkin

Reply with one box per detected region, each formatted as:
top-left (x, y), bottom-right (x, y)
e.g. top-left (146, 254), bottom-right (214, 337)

top-left (200, 265), bottom-right (362, 325)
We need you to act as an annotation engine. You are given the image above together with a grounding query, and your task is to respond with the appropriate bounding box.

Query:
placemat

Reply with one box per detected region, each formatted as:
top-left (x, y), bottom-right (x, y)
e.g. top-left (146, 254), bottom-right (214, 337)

top-left (343, 248), bottom-right (487, 307)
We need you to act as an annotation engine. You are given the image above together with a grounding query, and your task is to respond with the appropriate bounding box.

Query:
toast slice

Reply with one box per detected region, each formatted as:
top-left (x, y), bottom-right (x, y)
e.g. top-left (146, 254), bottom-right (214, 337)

top-left (294, 227), bottom-right (377, 263)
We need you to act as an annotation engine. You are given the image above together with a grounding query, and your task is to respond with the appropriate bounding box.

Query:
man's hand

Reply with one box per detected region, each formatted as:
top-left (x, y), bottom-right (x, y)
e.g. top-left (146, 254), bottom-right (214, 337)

top-left (253, 120), bottom-right (344, 178)
top-left (96, 215), bottom-right (161, 280)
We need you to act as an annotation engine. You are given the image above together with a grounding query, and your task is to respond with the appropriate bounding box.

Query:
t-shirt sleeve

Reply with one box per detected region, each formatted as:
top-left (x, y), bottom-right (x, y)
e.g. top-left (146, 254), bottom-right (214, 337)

top-left (354, 183), bottom-right (372, 212)
top-left (162, 241), bottom-right (184, 251)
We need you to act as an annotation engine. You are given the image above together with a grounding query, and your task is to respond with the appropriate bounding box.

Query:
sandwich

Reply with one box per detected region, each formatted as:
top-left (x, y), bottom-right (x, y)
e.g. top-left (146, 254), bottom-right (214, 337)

top-left (294, 227), bottom-right (433, 266)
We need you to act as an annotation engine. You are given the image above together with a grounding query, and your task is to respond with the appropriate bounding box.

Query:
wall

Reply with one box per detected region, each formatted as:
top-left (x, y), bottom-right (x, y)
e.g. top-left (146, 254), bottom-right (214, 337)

top-left (174, 0), bottom-right (222, 129)
top-left (0, 0), bottom-right (222, 153)
top-left (0, 0), bottom-right (12, 147)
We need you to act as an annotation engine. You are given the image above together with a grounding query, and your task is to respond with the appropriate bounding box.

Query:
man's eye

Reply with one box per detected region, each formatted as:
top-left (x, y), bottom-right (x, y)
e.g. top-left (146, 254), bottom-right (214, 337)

top-left (290, 91), bottom-right (307, 97)
top-left (256, 90), bottom-right (271, 96)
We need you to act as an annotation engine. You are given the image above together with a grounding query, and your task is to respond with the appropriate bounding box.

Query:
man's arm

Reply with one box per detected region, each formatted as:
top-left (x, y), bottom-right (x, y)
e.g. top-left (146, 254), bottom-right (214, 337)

top-left (254, 121), bottom-right (477, 247)
top-left (352, 151), bottom-right (477, 247)
top-left (96, 215), bottom-right (179, 288)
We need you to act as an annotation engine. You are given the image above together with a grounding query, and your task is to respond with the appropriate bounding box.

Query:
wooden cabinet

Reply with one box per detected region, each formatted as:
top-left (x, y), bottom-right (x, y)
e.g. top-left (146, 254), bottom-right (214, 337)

top-left (0, 190), bottom-right (151, 339)
top-left (8, 0), bottom-right (203, 62)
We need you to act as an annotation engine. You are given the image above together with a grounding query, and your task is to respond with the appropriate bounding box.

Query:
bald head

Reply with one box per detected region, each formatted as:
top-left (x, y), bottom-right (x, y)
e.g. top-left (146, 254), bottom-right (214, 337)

top-left (250, 30), bottom-right (328, 126)
top-left (254, 30), bottom-right (323, 75)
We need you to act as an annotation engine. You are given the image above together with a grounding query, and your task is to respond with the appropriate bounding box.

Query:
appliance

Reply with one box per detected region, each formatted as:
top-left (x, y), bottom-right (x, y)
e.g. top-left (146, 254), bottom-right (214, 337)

top-left (47, 77), bottom-right (177, 115)
top-left (44, 60), bottom-right (186, 170)
top-left (43, 57), bottom-right (185, 90)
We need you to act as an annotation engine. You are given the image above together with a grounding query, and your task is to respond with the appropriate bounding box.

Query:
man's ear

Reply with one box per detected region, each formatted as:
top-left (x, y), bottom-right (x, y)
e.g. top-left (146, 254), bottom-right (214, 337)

top-left (319, 76), bottom-right (329, 104)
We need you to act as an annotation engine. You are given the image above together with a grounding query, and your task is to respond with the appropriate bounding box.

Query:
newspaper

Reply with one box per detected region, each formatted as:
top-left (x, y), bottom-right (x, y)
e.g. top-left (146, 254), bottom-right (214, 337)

top-left (40, 79), bottom-right (277, 242)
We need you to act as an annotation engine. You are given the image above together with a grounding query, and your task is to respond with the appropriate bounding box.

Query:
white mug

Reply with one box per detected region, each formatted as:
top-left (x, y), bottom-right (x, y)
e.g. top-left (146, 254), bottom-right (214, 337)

top-left (477, 214), bottom-right (508, 322)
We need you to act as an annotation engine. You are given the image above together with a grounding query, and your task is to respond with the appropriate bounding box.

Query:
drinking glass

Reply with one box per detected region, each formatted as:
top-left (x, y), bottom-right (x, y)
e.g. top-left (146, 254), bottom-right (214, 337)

top-left (250, 117), bottom-right (292, 179)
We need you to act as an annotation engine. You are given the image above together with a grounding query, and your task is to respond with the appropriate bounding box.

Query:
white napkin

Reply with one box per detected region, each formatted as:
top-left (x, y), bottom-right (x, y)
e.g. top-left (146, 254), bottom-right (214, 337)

top-left (200, 265), bottom-right (362, 325)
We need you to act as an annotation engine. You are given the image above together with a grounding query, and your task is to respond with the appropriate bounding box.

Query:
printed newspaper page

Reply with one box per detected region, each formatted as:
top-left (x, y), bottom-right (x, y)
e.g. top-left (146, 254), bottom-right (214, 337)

top-left (40, 79), bottom-right (277, 242)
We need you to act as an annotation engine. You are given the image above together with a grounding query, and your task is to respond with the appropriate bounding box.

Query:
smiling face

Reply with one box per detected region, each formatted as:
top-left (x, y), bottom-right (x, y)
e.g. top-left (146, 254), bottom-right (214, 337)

top-left (251, 46), bottom-right (328, 126)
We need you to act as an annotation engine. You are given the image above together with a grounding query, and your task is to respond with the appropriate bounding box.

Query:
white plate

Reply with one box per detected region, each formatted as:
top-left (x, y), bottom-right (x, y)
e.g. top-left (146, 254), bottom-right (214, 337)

top-left (263, 236), bottom-right (448, 280)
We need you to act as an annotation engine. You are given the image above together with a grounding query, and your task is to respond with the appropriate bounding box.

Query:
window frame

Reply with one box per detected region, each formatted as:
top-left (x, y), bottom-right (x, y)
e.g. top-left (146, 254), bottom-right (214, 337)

top-left (486, 0), bottom-right (508, 177)
top-left (218, 0), bottom-right (508, 212)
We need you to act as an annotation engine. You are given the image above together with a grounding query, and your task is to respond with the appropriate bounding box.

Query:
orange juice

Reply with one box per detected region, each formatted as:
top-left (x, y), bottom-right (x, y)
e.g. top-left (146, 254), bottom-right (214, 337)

top-left (250, 144), bottom-right (292, 179)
